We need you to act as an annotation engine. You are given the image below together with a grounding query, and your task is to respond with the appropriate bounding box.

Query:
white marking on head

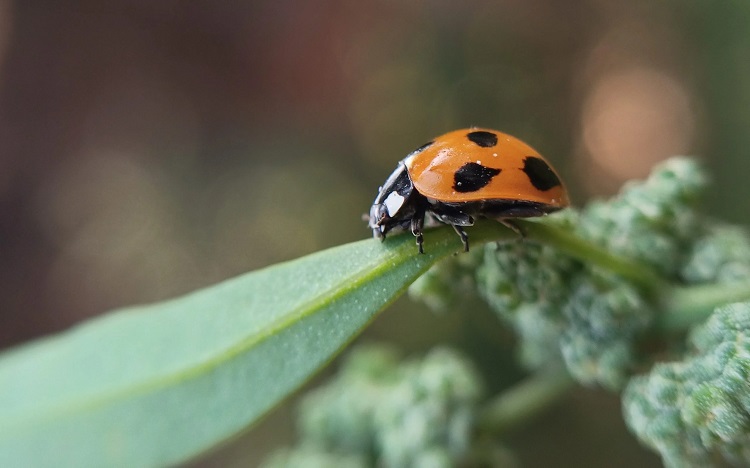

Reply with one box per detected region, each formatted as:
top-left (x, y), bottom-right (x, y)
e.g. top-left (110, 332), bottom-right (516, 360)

top-left (384, 191), bottom-right (406, 216)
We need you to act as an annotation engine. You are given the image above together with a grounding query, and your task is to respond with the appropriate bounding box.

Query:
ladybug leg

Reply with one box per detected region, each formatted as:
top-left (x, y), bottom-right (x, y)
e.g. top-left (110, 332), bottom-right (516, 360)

top-left (432, 211), bottom-right (474, 226)
top-left (411, 213), bottom-right (425, 254)
top-left (428, 209), bottom-right (473, 252)
top-left (499, 219), bottom-right (526, 239)
top-left (425, 212), bottom-right (442, 227)
top-left (451, 224), bottom-right (470, 252)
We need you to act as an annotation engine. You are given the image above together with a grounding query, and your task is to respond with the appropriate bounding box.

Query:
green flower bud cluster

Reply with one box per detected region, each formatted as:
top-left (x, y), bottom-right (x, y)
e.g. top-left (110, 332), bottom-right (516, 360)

top-left (622, 303), bottom-right (750, 468)
top-left (409, 247), bottom-right (484, 312)
top-left (405, 156), bottom-right (750, 464)
top-left (261, 344), bottom-right (486, 468)
top-left (579, 157), bottom-right (707, 277)
top-left (261, 446), bottom-right (368, 468)
top-left (559, 274), bottom-right (653, 389)
top-left (410, 158), bottom-right (713, 389)
top-left (476, 235), bottom-right (578, 370)
top-left (476, 239), bottom-right (653, 389)
top-left (681, 225), bottom-right (750, 284)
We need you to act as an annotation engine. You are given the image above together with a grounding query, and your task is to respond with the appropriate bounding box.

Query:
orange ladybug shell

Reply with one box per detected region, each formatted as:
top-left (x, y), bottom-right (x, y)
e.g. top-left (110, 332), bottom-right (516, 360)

top-left (404, 128), bottom-right (569, 207)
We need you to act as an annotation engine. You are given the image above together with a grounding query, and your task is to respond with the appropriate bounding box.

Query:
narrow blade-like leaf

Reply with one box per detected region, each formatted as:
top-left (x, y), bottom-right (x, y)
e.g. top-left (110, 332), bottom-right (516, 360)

top-left (0, 226), bottom-right (505, 467)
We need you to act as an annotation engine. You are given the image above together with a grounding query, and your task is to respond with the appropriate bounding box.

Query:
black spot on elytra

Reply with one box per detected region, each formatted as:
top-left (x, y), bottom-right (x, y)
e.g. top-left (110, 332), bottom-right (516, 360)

top-left (453, 162), bottom-right (501, 192)
top-left (466, 131), bottom-right (498, 148)
top-left (409, 141), bottom-right (433, 155)
top-left (522, 156), bottom-right (561, 191)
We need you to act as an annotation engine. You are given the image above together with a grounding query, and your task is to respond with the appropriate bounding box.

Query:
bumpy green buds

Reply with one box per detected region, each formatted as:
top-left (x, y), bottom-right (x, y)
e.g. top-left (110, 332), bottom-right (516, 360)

top-left (411, 157), bottom-right (709, 390)
top-left (407, 156), bottom-right (750, 466)
top-left (560, 274), bottom-right (653, 389)
top-left (681, 225), bottom-right (750, 284)
top-left (578, 157), bottom-right (707, 277)
top-left (623, 303), bottom-right (750, 468)
top-left (374, 348), bottom-right (483, 467)
top-left (261, 446), bottom-right (368, 468)
top-left (476, 238), bottom-right (577, 369)
top-left (261, 345), bottom-right (485, 467)
top-left (409, 248), bottom-right (484, 311)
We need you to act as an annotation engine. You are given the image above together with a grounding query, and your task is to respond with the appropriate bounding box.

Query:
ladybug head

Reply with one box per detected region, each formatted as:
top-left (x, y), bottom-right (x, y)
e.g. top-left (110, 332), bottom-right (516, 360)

top-left (368, 162), bottom-right (418, 239)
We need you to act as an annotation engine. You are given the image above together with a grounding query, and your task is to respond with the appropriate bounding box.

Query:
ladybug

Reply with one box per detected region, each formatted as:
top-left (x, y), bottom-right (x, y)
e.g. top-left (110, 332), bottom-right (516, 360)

top-left (368, 128), bottom-right (569, 253)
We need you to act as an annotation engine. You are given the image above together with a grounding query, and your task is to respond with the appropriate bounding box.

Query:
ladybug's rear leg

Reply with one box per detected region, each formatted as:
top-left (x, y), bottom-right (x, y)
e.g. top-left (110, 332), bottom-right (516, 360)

top-left (499, 218), bottom-right (526, 239)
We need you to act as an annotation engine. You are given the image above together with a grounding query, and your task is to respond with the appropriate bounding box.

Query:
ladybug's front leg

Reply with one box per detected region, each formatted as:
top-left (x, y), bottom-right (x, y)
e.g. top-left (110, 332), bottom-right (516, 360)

top-left (410, 211), bottom-right (425, 254)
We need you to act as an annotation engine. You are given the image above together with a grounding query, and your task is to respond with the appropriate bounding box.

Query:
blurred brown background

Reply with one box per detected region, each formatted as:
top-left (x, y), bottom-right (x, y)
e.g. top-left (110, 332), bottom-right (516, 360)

top-left (1, 1), bottom-right (748, 466)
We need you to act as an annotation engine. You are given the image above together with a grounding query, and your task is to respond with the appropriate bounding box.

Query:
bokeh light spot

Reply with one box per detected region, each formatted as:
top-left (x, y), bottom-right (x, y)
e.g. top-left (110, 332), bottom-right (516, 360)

top-left (581, 68), bottom-right (694, 188)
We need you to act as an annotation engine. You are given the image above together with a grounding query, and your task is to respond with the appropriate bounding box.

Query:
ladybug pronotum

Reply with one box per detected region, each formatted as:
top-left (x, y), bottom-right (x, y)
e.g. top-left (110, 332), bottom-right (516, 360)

top-left (368, 128), bottom-right (569, 253)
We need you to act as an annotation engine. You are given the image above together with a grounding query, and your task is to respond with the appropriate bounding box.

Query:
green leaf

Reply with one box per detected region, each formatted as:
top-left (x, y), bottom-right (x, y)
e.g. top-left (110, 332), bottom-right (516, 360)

top-left (0, 226), bottom-right (503, 467)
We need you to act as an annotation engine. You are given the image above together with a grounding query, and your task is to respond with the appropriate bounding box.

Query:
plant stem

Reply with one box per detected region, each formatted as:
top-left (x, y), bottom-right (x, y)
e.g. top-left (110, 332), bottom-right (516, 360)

top-left (468, 219), bottom-right (750, 331)
top-left (658, 281), bottom-right (750, 330)
top-left (519, 222), bottom-right (750, 330)
top-left (477, 366), bottom-right (575, 435)
top-left (520, 220), bottom-right (667, 295)
top-left (469, 219), bottom-right (666, 295)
